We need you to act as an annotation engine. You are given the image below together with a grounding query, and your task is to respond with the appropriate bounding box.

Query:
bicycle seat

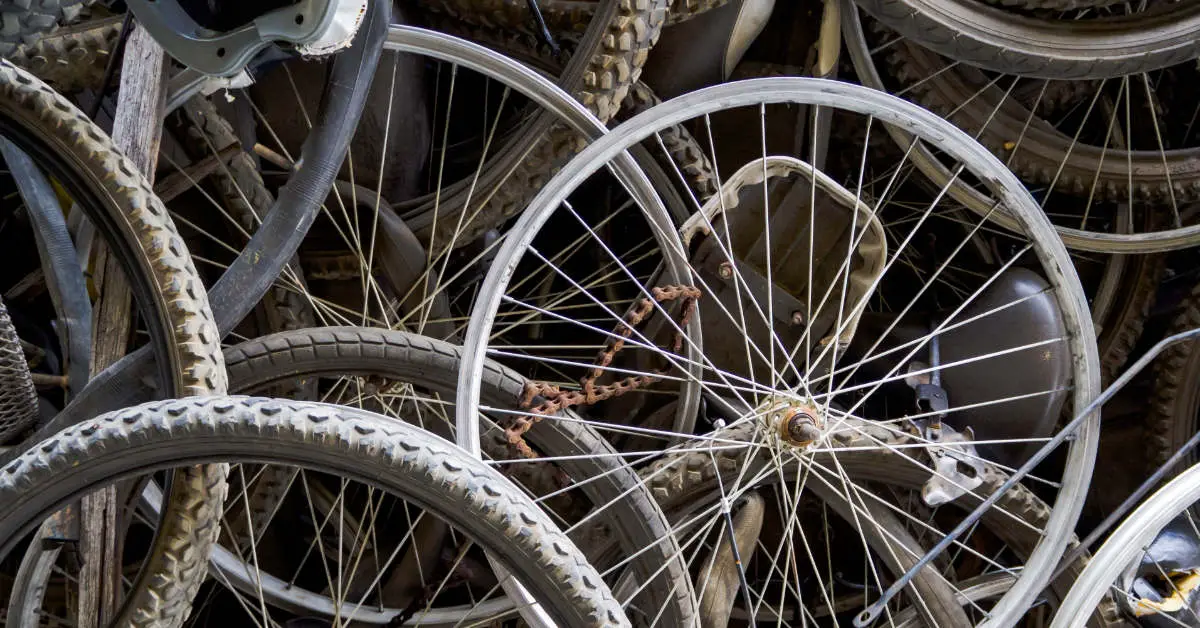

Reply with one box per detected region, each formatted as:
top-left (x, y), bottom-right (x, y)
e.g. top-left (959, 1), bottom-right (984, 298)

top-left (124, 0), bottom-right (368, 77)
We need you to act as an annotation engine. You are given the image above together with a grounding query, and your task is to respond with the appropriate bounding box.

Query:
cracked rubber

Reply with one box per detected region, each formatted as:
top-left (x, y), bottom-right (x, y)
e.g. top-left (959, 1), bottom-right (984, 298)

top-left (222, 326), bottom-right (698, 626)
top-left (0, 396), bottom-right (630, 627)
top-left (0, 59), bottom-right (227, 626)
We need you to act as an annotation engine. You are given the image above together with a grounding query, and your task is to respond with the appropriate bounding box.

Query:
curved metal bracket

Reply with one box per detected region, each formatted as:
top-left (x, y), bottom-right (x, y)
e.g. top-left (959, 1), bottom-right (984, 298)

top-left (125, 0), bottom-right (340, 76)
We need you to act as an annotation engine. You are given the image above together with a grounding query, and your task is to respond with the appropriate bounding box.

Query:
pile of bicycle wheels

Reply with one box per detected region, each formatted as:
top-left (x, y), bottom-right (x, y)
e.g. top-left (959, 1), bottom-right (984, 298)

top-left (0, 0), bottom-right (1199, 625)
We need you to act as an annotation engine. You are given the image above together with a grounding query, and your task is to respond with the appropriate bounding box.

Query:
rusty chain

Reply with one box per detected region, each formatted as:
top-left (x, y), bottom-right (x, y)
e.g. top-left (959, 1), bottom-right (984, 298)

top-left (507, 285), bottom-right (701, 458)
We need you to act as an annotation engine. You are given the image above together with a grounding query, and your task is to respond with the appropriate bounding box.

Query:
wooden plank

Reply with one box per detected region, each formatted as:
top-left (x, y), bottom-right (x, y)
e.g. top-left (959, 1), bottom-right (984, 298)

top-left (78, 20), bottom-right (168, 628)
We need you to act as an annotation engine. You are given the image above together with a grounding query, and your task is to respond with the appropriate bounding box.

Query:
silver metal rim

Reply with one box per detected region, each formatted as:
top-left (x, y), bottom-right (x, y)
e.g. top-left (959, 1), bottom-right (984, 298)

top-left (1050, 461), bottom-right (1200, 627)
top-left (89, 24), bottom-right (675, 624)
top-left (842, 1), bottom-right (1200, 254)
top-left (455, 76), bottom-right (1101, 627)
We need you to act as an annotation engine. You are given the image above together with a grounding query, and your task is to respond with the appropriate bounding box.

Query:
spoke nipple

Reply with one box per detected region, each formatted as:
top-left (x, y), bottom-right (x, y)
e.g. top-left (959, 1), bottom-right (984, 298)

top-left (718, 261), bottom-right (734, 279)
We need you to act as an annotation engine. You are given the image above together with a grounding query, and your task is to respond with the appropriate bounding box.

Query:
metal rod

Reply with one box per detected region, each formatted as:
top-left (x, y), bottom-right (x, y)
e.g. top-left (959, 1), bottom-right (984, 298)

top-left (854, 326), bottom-right (1200, 626)
top-left (524, 0), bottom-right (561, 56)
top-left (1052, 426), bottom-right (1200, 580)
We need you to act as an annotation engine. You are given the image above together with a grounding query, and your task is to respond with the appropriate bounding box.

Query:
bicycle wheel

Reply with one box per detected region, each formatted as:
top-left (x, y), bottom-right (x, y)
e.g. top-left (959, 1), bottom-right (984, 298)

top-left (142, 24), bottom-right (677, 348)
top-left (851, 0), bottom-right (1200, 80)
top-left (640, 420), bottom-right (1123, 625)
top-left (849, 5), bottom-right (1200, 254)
top-left (209, 327), bottom-right (695, 624)
top-left (0, 396), bottom-right (629, 627)
top-left (844, 2), bottom-right (1200, 253)
top-left (1051, 461), bottom-right (1200, 627)
top-left (456, 77), bottom-right (1101, 626)
top-left (0, 59), bottom-right (227, 626)
top-left (7, 328), bottom-right (696, 625)
top-left (399, 0), bottom-right (669, 250)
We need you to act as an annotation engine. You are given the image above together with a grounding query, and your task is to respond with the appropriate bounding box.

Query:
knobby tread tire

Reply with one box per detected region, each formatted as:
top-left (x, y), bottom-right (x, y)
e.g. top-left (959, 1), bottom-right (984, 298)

top-left (5, 13), bottom-right (118, 91)
top-left (417, 0), bottom-right (722, 31)
top-left (853, 0), bottom-right (1200, 80)
top-left (222, 326), bottom-right (698, 626)
top-left (0, 295), bottom-right (37, 443)
top-left (0, 60), bottom-right (227, 627)
top-left (1097, 252), bottom-right (1162, 385)
top-left (0, 396), bottom-right (630, 628)
top-left (0, 0), bottom-right (94, 56)
top-left (174, 97), bottom-right (315, 335)
top-left (619, 81), bottom-right (718, 201)
top-left (412, 0), bottom-right (671, 249)
top-left (1146, 279), bottom-right (1200, 470)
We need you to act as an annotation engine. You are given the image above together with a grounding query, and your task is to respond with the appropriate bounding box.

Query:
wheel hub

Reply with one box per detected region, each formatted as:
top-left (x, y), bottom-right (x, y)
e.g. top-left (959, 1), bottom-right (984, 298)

top-left (763, 400), bottom-right (824, 449)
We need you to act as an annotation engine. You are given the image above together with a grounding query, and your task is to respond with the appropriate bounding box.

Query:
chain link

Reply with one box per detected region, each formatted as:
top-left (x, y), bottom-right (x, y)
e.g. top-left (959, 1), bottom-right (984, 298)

top-left (507, 285), bottom-right (701, 458)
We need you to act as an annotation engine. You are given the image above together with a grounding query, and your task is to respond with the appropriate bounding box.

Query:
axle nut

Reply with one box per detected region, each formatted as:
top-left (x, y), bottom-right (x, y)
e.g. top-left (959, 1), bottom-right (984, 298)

top-left (779, 408), bottom-right (822, 446)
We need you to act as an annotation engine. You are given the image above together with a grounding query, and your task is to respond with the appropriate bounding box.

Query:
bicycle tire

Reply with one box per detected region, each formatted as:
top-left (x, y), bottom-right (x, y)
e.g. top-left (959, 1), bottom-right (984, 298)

top-left (851, 0), bottom-right (1200, 80)
top-left (0, 396), bottom-right (630, 628)
top-left (405, 0), bottom-right (671, 250)
top-left (1146, 278), bottom-right (1200, 470)
top-left (0, 0), bottom-right (94, 56)
top-left (218, 326), bottom-right (698, 625)
top-left (0, 294), bottom-right (37, 443)
top-left (0, 59), bottom-right (227, 626)
top-left (455, 77), bottom-right (1103, 628)
top-left (1096, 252), bottom-right (1162, 385)
top-left (171, 96), bottom-right (315, 336)
top-left (883, 38), bottom-right (1200, 206)
top-left (5, 12), bottom-right (118, 91)
top-left (418, 0), bottom-right (726, 29)
top-left (842, 3), bottom-right (1200, 253)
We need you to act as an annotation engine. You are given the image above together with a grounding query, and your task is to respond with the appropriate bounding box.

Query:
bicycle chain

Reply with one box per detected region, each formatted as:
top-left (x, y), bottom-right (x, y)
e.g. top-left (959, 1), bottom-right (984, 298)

top-left (510, 285), bottom-right (701, 457)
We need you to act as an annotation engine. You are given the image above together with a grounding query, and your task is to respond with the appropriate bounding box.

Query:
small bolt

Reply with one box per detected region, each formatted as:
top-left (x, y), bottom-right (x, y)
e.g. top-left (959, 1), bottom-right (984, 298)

top-left (718, 262), bottom-right (734, 279)
top-left (791, 311), bottom-right (804, 326)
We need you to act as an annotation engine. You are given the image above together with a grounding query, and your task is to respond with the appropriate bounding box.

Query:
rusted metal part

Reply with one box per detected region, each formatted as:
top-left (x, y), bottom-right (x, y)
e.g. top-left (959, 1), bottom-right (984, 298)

top-left (512, 285), bottom-right (701, 457)
top-left (30, 372), bottom-right (69, 389)
top-left (42, 502), bottom-right (80, 545)
top-left (777, 405), bottom-right (822, 447)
